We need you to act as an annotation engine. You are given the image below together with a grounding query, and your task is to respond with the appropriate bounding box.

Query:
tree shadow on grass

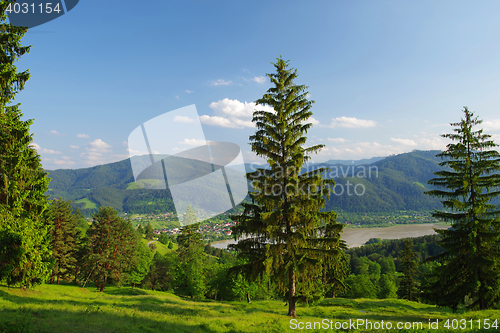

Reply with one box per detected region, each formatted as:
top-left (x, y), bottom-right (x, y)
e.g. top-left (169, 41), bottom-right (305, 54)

top-left (0, 288), bottom-right (228, 333)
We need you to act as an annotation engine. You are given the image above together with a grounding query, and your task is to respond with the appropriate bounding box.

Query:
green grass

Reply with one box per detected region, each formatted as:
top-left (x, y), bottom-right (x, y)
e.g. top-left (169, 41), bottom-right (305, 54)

top-left (126, 179), bottom-right (166, 190)
top-left (140, 238), bottom-right (177, 254)
top-left (1, 284), bottom-right (499, 332)
top-left (74, 197), bottom-right (98, 209)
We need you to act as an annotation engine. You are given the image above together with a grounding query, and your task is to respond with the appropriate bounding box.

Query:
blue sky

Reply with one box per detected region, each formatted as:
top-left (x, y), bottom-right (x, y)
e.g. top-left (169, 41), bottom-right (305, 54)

top-left (12, 0), bottom-right (500, 169)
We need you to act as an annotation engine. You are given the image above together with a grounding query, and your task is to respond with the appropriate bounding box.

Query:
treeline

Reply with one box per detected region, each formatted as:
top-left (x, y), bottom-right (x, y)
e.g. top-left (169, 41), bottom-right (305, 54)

top-left (3, 199), bottom-right (282, 302)
top-left (340, 236), bottom-right (444, 301)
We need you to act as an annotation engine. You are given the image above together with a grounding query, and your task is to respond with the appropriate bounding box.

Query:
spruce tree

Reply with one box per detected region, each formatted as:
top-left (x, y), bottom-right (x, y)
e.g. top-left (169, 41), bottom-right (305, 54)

top-left (397, 240), bottom-right (419, 301)
top-left (425, 107), bottom-right (500, 311)
top-left (231, 57), bottom-right (345, 316)
top-left (176, 214), bottom-right (206, 298)
top-left (0, 0), bottom-right (52, 287)
top-left (145, 221), bottom-right (154, 240)
top-left (49, 198), bottom-right (79, 284)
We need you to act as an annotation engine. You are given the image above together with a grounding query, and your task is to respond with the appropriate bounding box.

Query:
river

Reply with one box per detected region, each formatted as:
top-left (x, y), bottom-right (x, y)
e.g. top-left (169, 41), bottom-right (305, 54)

top-left (210, 223), bottom-right (449, 249)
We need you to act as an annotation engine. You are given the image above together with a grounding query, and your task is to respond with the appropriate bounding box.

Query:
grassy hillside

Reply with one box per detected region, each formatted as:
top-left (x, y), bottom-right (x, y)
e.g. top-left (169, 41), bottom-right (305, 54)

top-left (1, 284), bottom-right (498, 332)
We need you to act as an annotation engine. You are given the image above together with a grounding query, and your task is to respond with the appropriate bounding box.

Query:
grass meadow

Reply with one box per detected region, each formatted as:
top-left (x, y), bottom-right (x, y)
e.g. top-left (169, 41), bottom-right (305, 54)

top-left (1, 283), bottom-right (499, 332)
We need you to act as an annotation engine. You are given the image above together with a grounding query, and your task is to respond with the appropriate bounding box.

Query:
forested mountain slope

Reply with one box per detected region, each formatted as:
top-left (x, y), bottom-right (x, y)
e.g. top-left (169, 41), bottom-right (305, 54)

top-left (46, 150), bottom-right (448, 215)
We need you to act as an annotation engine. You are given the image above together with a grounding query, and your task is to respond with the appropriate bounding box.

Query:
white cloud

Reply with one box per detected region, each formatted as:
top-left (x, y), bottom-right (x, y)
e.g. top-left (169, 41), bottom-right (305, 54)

top-left (328, 138), bottom-right (347, 143)
top-left (308, 117), bottom-right (320, 125)
top-left (251, 76), bottom-right (266, 84)
top-left (211, 79), bottom-right (233, 86)
top-left (174, 115), bottom-right (196, 123)
top-left (179, 138), bottom-right (207, 146)
top-left (390, 138), bottom-right (417, 146)
top-left (52, 158), bottom-right (75, 166)
top-left (70, 145), bottom-right (79, 149)
top-left (49, 130), bottom-right (60, 135)
top-left (201, 98), bottom-right (274, 129)
top-left (184, 90), bottom-right (193, 93)
top-left (482, 119), bottom-right (500, 131)
top-left (76, 134), bottom-right (90, 138)
top-left (88, 139), bottom-right (111, 151)
top-left (31, 142), bottom-right (62, 154)
top-left (328, 116), bottom-right (377, 128)
top-left (41, 148), bottom-right (62, 154)
top-left (200, 115), bottom-right (239, 128)
top-left (80, 139), bottom-right (112, 165)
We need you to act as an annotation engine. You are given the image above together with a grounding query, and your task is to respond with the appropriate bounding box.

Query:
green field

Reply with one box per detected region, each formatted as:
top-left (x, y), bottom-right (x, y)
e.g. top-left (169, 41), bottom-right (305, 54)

top-left (74, 197), bottom-right (98, 209)
top-left (0, 284), bottom-right (498, 333)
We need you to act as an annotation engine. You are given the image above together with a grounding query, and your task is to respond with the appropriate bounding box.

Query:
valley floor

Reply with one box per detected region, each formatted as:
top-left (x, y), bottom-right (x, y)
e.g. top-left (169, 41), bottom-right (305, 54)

top-left (1, 284), bottom-right (498, 332)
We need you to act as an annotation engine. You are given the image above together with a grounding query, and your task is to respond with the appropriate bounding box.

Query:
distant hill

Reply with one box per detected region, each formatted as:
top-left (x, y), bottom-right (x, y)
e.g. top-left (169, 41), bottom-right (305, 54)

top-left (46, 150), bottom-right (450, 216)
top-left (323, 156), bottom-right (386, 165)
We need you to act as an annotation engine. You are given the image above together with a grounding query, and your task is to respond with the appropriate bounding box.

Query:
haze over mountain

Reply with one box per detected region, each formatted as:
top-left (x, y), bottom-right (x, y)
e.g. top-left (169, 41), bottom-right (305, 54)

top-left (46, 150), bottom-right (447, 216)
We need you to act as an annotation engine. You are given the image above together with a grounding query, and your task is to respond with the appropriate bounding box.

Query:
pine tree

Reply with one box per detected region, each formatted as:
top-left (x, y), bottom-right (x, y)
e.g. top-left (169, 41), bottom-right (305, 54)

top-left (0, 1), bottom-right (52, 287)
top-left (145, 221), bottom-right (154, 240)
top-left (397, 240), bottom-right (419, 301)
top-left (231, 57), bottom-right (345, 316)
top-left (83, 207), bottom-right (138, 291)
top-left (425, 107), bottom-right (500, 311)
top-left (181, 204), bottom-right (197, 226)
top-left (49, 198), bottom-right (79, 284)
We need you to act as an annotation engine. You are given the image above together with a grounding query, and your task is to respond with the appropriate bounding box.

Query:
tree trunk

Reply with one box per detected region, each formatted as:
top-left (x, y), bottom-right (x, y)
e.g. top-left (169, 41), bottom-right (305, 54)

top-left (332, 289), bottom-right (336, 299)
top-left (287, 268), bottom-right (296, 317)
top-left (246, 292), bottom-right (251, 303)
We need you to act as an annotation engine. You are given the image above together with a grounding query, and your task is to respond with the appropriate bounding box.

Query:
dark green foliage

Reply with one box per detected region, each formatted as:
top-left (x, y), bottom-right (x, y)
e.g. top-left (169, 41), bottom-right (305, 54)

top-left (0, 229), bottom-right (23, 281)
top-left (231, 57), bottom-right (345, 316)
top-left (144, 221), bottom-right (154, 240)
top-left (425, 108), bottom-right (500, 311)
top-left (397, 240), bottom-right (420, 302)
top-left (83, 207), bottom-right (139, 292)
top-left (49, 198), bottom-right (80, 284)
top-left (142, 252), bottom-right (176, 291)
top-left (0, 2), bottom-right (52, 287)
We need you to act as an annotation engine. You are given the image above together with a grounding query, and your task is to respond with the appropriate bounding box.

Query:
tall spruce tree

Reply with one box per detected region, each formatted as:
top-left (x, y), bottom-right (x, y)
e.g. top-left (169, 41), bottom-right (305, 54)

top-left (49, 198), bottom-right (79, 284)
top-left (176, 208), bottom-right (206, 298)
top-left (0, 0), bottom-right (52, 287)
top-left (397, 240), bottom-right (419, 301)
top-left (425, 107), bottom-right (500, 311)
top-left (231, 57), bottom-right (345, 316)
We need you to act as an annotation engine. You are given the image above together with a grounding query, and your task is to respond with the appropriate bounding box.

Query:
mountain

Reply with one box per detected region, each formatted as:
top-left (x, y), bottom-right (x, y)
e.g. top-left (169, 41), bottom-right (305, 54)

top-left (323, 156), bottom-right (386, 165)
top-left (46, 150), bottom-right (448, 216)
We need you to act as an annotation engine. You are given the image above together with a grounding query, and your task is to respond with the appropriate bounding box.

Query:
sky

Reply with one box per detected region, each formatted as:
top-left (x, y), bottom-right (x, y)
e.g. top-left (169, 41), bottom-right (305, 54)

top-left (10, 0), bottom-right (500, 170)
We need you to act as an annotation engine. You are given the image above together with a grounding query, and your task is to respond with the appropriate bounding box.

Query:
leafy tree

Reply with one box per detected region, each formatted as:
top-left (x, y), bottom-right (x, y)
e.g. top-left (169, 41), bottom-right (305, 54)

top-left (126, 241), bottom-right (153, 287)
top-left (425, 107), bottom-right (500, 311)
top-left (0, 1), bottom-right (52, 287)
top-left (142, 252), bottom-right (176, 291)
top-left (378, 274), bottom-right (397, 299)
top-left (397, 240), bottom-right (419, 301)
top-left (83, 207), bottom-right (138, 291)
top-left (49, 198), bottom-right (79, 284)
top-left (231, 57), bottom-right (345, 316)
top-left (344, 274), bottom-right (377, 299)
